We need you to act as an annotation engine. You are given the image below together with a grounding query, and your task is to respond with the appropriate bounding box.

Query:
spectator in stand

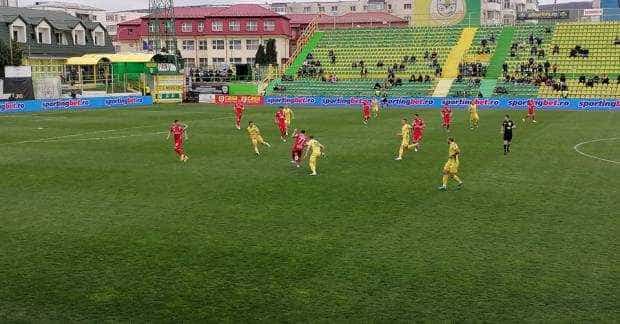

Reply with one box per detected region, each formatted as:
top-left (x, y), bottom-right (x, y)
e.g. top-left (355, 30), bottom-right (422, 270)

top-left (615, 36), bottom-right (620, 45)
top-left (352, 61), bottom-right (358, 68)
top-left (424, 75), bottom-right (431, 83)
top-left (377, 60), bottom-right (384, 67)
top-left (538, 48), bottom-right (545, 58)
top-left (490, 33), bottom-right (496, 43)
top-left (617, 74), bottom-right (620, 84)
top-left (409, 74), bottom-right (417, 82)
top-left (502, 62), bottom-right (508, 75)
top-left (578, 75), bottom-right (587, 84)
top-left (528, 33), bottom-right (534, 45)
top-left (602, 74), bottom-right (610, 85)
top-left (552, 63), bottom-right (558, 74)
top-left (417, 75), bottom-right (423, 82)
top-left (409, 55), bottom-right (417, 63)
top-left (543, 61), bottom-right (550, 75)
top-left (552, 44), bottom-right (560, 55)
top-left (424, 50), bottom-right (430, 60)
top-left (399, 62), bottom-right (406, 72)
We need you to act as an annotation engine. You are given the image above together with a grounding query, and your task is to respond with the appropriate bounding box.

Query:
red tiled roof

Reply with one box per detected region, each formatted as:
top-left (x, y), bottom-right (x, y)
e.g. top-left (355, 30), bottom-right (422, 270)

top-left (286, 14), bottom-right (318, 25)
top-left (211, 4), bottom-right (285, 18)
top-left (120, 18), bottom-right (142, 25)
top-left (171, 6), bottom-right (225, 18)
top-left (287, 12), bottom-right (406, 26)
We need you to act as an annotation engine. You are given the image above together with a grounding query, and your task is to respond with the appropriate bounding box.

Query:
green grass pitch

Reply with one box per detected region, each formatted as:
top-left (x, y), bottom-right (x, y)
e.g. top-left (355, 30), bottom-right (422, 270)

top-left (0, 104), bottom-right (618, 321)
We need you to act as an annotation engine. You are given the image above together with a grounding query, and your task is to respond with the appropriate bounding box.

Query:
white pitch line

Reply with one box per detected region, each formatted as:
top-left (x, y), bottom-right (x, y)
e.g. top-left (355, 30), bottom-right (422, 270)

top-left (31, 131), bottom-right (168, 143)
top-left (573, 137), bottom-right (620, 164)
top-left (0, 125), bottom-right (158, 146)
top-left (0, 116), bottom-right (232, 146)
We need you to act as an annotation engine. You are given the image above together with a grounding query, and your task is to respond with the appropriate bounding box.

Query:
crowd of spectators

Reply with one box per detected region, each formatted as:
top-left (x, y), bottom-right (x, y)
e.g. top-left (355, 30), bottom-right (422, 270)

top-left (297, 53), bottom-right (325, 78)
top-left (188, 66), bottom-right (235, 83)
top-left (569, 45), bottom-right (589, 58)
top-left (458, 62), bottom-right (486, 78)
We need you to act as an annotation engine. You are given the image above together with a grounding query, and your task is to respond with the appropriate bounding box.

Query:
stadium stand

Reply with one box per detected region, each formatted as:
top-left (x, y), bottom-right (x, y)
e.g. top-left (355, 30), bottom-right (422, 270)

top-left (274, 22), bottom-right (620, 99)
top-left (277, 27), bottom-right (463, 96)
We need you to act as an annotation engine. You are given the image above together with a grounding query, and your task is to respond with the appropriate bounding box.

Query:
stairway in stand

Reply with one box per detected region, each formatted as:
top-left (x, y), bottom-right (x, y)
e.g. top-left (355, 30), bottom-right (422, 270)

top-left (480, 26), bottom-right (515, 97)
top-left (442, 27), bottom-right (478, 78)
top-left (435, 27), bottom-right (477, 97)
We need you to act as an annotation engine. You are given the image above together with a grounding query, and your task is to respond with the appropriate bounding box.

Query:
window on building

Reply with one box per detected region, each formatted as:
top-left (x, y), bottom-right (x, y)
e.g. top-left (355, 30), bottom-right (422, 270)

top-left (149, 22), bottom-right (157, 33)
top-left (164, 20), bottom-right (173, 32)
top-left (503, 0), bottom-right (511, 9)
top-left (198, 40), bottom-right (208, 50)
top-left (264, 20), bottom-right (275, 31)
top-left (404, 15), bottom-right (411, 22)
top-left (93, 29), bottom-right (105, 46)
top-left (318, 6), bottom-right (325, 12)
top-left (229, 20), bottom-right (240, 31)
top-left (404, 3), bottom-right (412, 10)
top-left (246, 39), bottom-right (260, 51)
top-left (247, 20), bottom-right (257, 31)
top-left (303, 7), bottom-right (311, 13)
top-left (331, 6), bottom-right (338, 12)
top-left (165, 40), bottom-right (177, 51)
top-left (184, 58), bottom-right (195, 68)
top-left (199, 57), bottom-right (209, 67)
top-left (73, 27), bottom-right (86, 45)
top-left (146, 40), bottom-right (160, 51)
top-left (182, 40), bottom-right (195, 50)
top-left (229, 39), bottom-right (242, 50)
top-left (212, 57), bottom-right (225, 66)
top-left (212, 20), bottom-right (223, 31)
top-left (229, 57), bottom-right (242, 64)
top-left (181, 22), bottom-right (192, 32)
top-left (197, 22), bottom-right (204, 32)
top-left (350, 6), bottom-right (356, 11)
top-left (246, 57), bottom-right (256, 65)
top-left (272, 6), bottom-right (286, 13)
top-left (212, 39), bottom-right (224, 50)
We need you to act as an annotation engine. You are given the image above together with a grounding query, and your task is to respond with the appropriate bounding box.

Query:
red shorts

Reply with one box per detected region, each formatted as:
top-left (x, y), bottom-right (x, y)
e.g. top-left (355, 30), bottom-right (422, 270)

top-left (413, 132), bottom-right (423, 142)
top-left (292, 148), bottom-right (303, 160)
top-left (278, 123), bottom-right (287, 134)
top-left (174, 142), bottom-right (184, 155)
top-left (528, 109), bottom-right (535, 116)
top-left (235, 113), bottom-right (242, 122)
top-left (443, 117), bottom-right (451, 125)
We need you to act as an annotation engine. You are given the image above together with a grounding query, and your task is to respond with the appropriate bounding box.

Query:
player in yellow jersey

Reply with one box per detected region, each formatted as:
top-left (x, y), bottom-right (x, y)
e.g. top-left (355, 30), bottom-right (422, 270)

top-left (468, 99), bottom-right (480, 130)
top-left (395, 118), bottom-right (414, 161)
top-left (303, 135), bottom-right (325, 176)
top-left (371, 97), bottom-right (380, 118)
top-left (246, 121), bottom-right (271, 155)
top-left (283, 106), bottom-right (294, 132)
top-left (438, 137), bottom-right (463, 191)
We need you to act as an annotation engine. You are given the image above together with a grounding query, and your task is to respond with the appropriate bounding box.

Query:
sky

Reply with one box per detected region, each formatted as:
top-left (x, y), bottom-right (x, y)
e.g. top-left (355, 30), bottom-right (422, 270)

top-left (17, 0), bottom-right (588, 11)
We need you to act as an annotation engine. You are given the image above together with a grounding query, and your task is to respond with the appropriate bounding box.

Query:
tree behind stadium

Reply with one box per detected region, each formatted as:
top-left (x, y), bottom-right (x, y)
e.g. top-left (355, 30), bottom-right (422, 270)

top-left (0, 40), bottom-right (23, 77)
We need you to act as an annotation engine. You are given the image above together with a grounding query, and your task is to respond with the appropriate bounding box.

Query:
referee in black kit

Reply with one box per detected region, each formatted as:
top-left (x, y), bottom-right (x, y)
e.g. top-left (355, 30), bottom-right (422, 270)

top-left (502, 115), bottom-right (516, 155)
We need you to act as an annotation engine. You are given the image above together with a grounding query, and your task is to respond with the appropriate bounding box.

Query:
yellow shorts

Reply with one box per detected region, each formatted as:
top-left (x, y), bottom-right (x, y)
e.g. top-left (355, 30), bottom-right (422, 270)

top-left (443, 159), bottom-right (459, 174)
top-left (310, 153), bottom-right (320, 162)
top-left (251, 135), bottom-right (265, 146)
top-left (470, 114), bottom-right (479, 122)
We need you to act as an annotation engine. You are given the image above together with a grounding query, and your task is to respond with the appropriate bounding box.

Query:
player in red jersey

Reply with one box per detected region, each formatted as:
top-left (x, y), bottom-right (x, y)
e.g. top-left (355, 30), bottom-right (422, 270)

top-left (523, 99), bottom-right (537, 123)
top-left (274, 106), bottom-right (288, 142)
top-left (233, 97), bottom-right (245, 130)
top-left (362, 101), bottom-right (371, 125)
top-left (411, 113), bottom-right (426, 152)
top-left (166, 120), bottom-right (189, 162)
top-left (440, 104), bottom-right (452, 131)
top-left (291, 129), bottom-right (308, 167)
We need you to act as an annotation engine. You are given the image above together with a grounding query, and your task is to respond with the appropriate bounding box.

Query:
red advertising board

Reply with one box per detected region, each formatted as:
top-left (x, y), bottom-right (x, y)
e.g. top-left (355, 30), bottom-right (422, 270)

top-left (214, 95), bottom-right (264, 105)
